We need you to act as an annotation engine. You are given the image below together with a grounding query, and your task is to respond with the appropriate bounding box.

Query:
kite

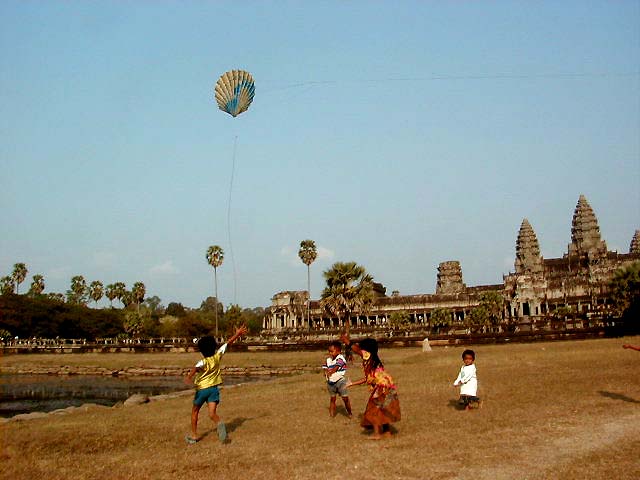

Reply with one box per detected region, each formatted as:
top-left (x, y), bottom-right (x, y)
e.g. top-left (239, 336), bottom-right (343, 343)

top-left (214, 70), bottom-right (255, 117)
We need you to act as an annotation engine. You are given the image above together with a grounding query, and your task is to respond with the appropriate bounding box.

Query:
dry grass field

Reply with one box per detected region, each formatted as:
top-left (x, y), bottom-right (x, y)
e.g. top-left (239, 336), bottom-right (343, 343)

top-left (1, 337), bottom-right (639, 480)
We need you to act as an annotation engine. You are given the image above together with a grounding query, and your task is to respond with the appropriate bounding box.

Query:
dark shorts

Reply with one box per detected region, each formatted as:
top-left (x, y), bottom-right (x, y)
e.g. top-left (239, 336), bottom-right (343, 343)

top-left (193, 386), bottom-right (220, 407)
top-left (458, 395), bottom-right (480, 406)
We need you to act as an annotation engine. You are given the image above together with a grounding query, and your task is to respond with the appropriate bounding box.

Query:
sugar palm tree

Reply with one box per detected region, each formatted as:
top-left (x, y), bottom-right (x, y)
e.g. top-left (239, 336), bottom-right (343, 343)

top-left (89, 280), bottom-right (104, 307)
top-left (28, 274), bottom-right (45, 296)
top-left (206, 245), bottom-right (224, 336)
top-left (320, 261), bottom-right (374, 334)
top-left (105, 283), bottom-right (117, 306)
top-left (69, 275), bottom-right (87, 304)
top-left (1, 276), bottom-right (14, 295)
top-left (298, 239), bottom-right (318, 331)
top-left (47, 292), bottom-right (65, 303)
top-left (11, 263), bottom-right (28, 294)
top-left (132, 281), bottom-right (146, 312)
top-left (113, 282), bottom-right (127, 308)
top-left (121, 289), bottom-right (134, 309)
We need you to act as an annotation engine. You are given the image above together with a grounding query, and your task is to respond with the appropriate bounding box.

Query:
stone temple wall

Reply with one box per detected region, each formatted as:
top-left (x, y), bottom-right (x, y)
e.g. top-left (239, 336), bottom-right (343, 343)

top-left (264, 195), bottom-right (639, 332)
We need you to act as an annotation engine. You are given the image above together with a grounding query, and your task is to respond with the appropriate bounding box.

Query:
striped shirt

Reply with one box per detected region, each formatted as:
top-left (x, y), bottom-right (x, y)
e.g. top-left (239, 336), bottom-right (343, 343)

top-left (324, 354), bottom-right (347, 383)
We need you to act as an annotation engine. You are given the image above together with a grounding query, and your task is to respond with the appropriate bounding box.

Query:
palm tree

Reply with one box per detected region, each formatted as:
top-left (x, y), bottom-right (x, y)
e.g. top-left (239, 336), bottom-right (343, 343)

top-left (430, 308), bottom-right (453, 334)
top-left (28, 274), bottom-right (45, 296)
top-left (89, 280), bottom-right (104, 307)
top-left (320, 261), bottom-right (374, 334)
top-left (132, 281), bottom-right (146, 312)
top-left (1, 276), bottom-right (14, 295)
top-left (105, 283), bottom-right (117, 306)
top-left (113, 282), bottom-right (127, 308)
top-left (298, 240), bottom-right (318, 331)
top-left (608, 261), bottom-right (640, 319)
top-left (206, 245), bottom-right (224, 336)
top-left (47, 292), bottom-right (65, 303)
top-left (121, 290), bottom-right (134, 309)
top-left (11, 263), bottom-right (28, 294)
top-left (69, 275), bottom-right (87, 304)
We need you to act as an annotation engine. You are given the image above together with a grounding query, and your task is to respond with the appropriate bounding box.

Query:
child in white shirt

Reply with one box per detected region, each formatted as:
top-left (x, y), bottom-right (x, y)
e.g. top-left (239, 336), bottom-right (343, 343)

top-left (453, 349), bottom-right (481, 410)
top-left (323, 340), bottom-right (352, 418)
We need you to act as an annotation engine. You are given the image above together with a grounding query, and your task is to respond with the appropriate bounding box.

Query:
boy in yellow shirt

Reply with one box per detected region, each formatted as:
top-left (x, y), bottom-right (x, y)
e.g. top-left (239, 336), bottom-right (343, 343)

top-left (185, 325), bottom-right (247, 444)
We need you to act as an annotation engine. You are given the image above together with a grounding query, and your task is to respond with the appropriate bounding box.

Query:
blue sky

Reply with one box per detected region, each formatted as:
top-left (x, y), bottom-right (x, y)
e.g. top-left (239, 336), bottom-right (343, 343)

top-left (1, 1), bottom-right (638, 309)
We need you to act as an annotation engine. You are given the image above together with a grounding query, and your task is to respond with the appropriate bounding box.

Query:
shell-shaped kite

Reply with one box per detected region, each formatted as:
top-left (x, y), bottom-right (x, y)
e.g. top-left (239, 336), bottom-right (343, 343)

top-left (214, 70), bottom-right (255, 117)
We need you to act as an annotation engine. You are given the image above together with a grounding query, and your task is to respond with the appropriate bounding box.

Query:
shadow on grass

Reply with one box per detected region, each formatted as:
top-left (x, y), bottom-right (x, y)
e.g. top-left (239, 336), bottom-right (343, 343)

top-left (448, 399), bottom-right (483, 411)
top-left (358, 423), bottom-right (400, 438)
top-left (227, 416), bottom-right (253, 433)
top-left (598, 390), bottom-right (640, 404)
top-left (198, 414), bottom-right (267, 444)
top-left (335, 406), bottom-right (353, 418)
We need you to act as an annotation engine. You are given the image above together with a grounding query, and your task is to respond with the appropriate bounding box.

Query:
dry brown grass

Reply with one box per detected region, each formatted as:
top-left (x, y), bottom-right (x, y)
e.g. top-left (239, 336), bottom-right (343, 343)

top-left (0, 350), bottom-right (322, 370)
top-left (2, 337), bottom-right (639, 480)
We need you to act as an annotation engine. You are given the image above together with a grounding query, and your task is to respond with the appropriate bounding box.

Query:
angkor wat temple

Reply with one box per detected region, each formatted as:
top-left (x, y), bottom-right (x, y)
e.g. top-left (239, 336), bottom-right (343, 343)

top-left (263, 195), bottom-right (639, 332)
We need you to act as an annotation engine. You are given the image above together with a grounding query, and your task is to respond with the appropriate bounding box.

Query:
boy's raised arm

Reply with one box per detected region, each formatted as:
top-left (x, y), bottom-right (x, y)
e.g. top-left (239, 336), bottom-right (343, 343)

top-left (226, 325), bottom-right (248, 346)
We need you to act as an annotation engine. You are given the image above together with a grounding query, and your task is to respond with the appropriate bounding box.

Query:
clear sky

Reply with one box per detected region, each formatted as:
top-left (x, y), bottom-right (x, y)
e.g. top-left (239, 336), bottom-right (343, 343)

top-left (1, 1), bottom-right (639, 309)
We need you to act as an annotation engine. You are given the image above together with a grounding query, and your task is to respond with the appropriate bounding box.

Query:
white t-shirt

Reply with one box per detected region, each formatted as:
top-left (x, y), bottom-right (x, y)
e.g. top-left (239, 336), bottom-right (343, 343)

top-left (453, 363), bottom-right (477, 396)
top-left (324, 354), bottom-right (347, 383)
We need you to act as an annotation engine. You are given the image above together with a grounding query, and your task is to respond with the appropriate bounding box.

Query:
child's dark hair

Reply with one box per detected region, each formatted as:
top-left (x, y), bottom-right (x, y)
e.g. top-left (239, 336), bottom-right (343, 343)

top-left (462, 349), bottom-right (475, 360)
top-left (358, 337), bottom-right (383, 371)
top-left (329, 340), bottom-right (342, 350)
top-left (197, 336), bottom-right (218, 357)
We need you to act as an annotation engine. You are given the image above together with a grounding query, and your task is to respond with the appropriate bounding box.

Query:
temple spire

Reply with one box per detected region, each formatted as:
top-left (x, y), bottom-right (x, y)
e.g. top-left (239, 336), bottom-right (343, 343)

top-left (436, 261), bottom-right (465, 294)
top-left (631, 230), bottom-right (640, 254)
top-left (515, 218), bottom-right (543, 274)
top-left (568, 194), bottom-right (607, 257)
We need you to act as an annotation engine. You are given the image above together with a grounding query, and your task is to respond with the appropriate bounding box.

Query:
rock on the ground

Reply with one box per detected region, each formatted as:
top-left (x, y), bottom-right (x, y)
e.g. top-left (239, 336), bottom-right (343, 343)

top-left (123, 394), bottom-right (149, 406)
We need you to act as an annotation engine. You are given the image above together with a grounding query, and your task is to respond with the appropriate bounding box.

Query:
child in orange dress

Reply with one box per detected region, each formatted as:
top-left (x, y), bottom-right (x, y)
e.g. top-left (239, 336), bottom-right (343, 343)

top-left (341, 334), bottom-right (400, 440)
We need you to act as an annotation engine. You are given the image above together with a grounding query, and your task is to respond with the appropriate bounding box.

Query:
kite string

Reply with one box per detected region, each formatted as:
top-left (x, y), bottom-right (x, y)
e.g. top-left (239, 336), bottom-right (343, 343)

top-left (227, 135), bottom-right (238, 305)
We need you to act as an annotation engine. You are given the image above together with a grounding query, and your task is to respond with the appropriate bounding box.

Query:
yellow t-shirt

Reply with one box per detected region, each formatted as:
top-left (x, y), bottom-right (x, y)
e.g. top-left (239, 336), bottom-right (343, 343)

top-left (194, 343), bottom-right (227, 390)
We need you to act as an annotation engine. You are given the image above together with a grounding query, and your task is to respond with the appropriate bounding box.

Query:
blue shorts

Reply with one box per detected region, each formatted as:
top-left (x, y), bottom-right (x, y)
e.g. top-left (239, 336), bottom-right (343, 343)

top-left (327, 377), bottom-right (349, 397)
top-left (193, 386), bottom-right (220, 407)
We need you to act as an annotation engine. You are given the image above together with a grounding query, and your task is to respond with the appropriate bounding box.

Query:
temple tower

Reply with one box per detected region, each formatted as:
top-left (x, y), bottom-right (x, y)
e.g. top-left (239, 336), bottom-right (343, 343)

top-left (504, 219), bottom-right (547, 319)
top-left (567, 194), bottom-right (607, 258)
top-left (436, 261), bottom-right (465, 295)
top-left (515, 218), bottom-right (544, 275)
top-left (630, 230), bottom-right (640, 254)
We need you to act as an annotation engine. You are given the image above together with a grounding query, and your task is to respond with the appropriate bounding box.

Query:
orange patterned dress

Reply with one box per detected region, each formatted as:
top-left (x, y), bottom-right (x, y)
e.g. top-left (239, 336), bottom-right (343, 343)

top-left (361, 365), bottom-right (401, 427)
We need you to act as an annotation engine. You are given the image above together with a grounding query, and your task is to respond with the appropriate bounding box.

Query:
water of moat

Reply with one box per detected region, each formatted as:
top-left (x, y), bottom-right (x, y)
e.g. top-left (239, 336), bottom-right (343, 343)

top-left (0, 374), bottom-right (267, 418)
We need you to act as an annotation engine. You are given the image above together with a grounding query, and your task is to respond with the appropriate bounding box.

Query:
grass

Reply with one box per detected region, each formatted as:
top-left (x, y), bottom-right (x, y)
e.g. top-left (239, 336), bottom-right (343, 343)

top-left (0, 350), bottom-right (323, 370)
top-left (2, 337), bottom-right (639, 479)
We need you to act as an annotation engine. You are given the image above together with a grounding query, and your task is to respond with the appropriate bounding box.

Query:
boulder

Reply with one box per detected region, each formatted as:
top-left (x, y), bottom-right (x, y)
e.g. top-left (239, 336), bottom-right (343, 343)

top-left (10, 411), bottom-right (49, 421)
top-left (123, 394), bottom-right (149, 407)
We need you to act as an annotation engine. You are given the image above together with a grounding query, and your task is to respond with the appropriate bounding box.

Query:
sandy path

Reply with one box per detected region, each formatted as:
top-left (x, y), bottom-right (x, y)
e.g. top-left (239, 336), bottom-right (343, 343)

top-left (463, 410), bottom-right (640, 480)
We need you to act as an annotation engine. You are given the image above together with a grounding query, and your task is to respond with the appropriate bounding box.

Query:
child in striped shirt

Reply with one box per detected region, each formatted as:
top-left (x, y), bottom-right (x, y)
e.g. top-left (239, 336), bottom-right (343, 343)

top-left (323, 340), bottom-right (352, 418)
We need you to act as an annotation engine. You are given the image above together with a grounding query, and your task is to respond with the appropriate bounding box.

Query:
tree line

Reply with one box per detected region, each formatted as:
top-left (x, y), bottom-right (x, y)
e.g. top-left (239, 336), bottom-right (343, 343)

top-left (0, 261), bottom-right (264, 341)
top-left (0, 263), bottom-right (146, 308)
top-left (2, 245), bottom-right (637, 341)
